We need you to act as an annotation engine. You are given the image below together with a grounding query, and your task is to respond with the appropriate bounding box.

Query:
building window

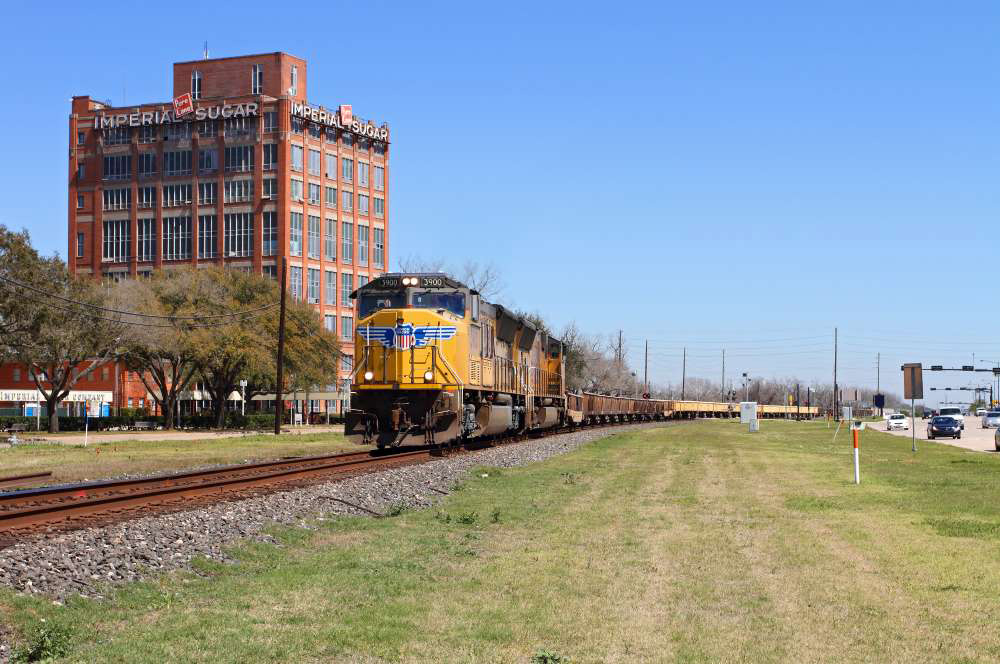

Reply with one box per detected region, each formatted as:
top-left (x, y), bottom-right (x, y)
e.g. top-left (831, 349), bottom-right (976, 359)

top-left (137, 153), bottom-right (155, 178)
top-left (162, 216), bottom-right (192, 260)
top-left (102, 219), bottom-right (130, 262)
top-left (224, 117), bottom-right (256, 138)
top-left (263, 177), bottom-right (277, 199)
top-left (326, 127), bottom-right (337, 143)
top-left (224, 178), bottom-right (254, 203)
top-left (225, 145), bottom-right (254, 172)
top-left (77, 163), bottom-right (86, 181)
top-left (358, 225), bottom-right (368, 266)
top-left (198, 148), bottom-right (218, 174)
top-left (290, 178), bottom-right (303, 201)
top-left (374, 165), bottom-right (384, 191)
top-left (164, 150), bottom-right (192, 176)
top-left (162, 184), bottom-right (192, 207)
top-left (77, 131), bottom-right (86, 146)
top-left (308, 149), bottom-right (321, 176)
top-left (291, 116), bottom-right (303, 134)
top-left (324, 218), bottom-right (336, 261)
top-left (166, 123), bottom-right (190, 141)
top-left (342, 132), bottom-right (353, 148)
top-left (12, 367), bottom-right (20, 382)
top-left (198, 181), bottom-right (217, 205)
top-left (290, 266), bottom-right (302, 301)
top-left (76, 233), bottom-right (85, 258)
top-left (341, 315), bottom-right (353, 340)
top-left (325, 186), bottom-right (337, 208)
top-left (103, 127), bottom-right (130, 145)
top-left (307, 215), bottom-right (321, 259)
top-left (358, 194), bottom-right (369, 216)
top-left (307, 268), bottom-right (320, 303)
top-left (374, 141), bottom-right (386, 156)
top-left (262, 264), bottom-right (277, 279)
top-left (138, 125), bottom-right (157, 143)
top-left (199, 120), bottom-right (217, 138)
top-left (199, 214), bottom-right (217, 258)
top-left (341, 221), bottom-right (353, 263)
top-left (324, 314), bottom-right (335, 333)
top-left (309, 123), bottom-right (322, 139)
top-left (262, 212), bottom-right (277, 256)
top-left (137, 218), bottom-right (156, 262)
top-left (341, 190), bottom-right (353, 211)
top-left (341, 158), bottom-right (353, 182)
top-left (102, 154), bottom-right (131, 180)
top-left (224, 212), bottom-right (253, 257)
top-left (325, 270), bottom-right (336, 306)
top-left (191, 70), bottom-right (202, 100)
top-left (290, 65), bottom-right (298, 96)
top-left (289, 212), bottom-right (303, 256)
top-left (373, 227), bottom-right (384, 268)
top-left (325, 153), bottom-right (336, 178)
top-left (263, 144), bottom-right (277, 171)
top-left (291, 145), bottom-right (303, 172)
top-left (308, 183), bottom-right (321, 205)
top-left (374, 197), bottom-right (384, 217)
top-left (359, 275), bottom-right (369, 288)
top-left (138, 186), bottom-right (156, 209)
top-left (341, 273), bottom-right (354, 309)
top-left (102, 188), bottom-right (131, 211)
top-left (251, 64), bottom-right (263, 95)
top-left (358, 162), bottom-right (369, 187)
top-left (264, 111), bottom-right (277, 132)
top-left (76, 194), bottom-right (84, 209)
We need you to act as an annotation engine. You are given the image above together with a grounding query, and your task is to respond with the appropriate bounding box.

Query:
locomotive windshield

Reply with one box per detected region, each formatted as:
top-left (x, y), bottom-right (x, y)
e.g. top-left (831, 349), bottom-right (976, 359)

top-left (358, 292), bottom-right (407, 318)
top-left (412, 291), bottom-right (466, 317)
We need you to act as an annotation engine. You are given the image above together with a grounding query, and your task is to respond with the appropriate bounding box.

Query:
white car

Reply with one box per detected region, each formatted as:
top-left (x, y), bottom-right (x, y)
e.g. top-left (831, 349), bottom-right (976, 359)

top-left (939, 407), bottom-right (965, 430)
top-left (976, 408), bottom-right (987, 417)
top-left (983, 412), bottom-right (1000, 429)
top-left (886, 414), bottom-right (909, 431)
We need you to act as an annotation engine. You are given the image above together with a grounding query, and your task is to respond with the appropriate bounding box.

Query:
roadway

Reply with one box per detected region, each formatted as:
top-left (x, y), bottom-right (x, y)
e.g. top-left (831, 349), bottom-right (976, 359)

top-left (878, 414), bottom-right (998, 453)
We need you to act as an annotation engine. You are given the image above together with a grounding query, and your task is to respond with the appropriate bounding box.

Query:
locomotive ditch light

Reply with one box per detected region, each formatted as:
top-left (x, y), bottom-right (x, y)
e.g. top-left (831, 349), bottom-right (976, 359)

top-left (364, 371), bottom-right (374, 381)
top-left (424, 370), bottom-right (434, 381)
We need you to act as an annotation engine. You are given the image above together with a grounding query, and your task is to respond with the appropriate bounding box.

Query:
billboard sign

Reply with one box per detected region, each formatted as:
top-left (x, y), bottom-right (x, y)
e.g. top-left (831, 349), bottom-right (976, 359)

top-left (740, 401), bottom-right (757, 424)
top-left (173, 93), bottom-right (194, 117)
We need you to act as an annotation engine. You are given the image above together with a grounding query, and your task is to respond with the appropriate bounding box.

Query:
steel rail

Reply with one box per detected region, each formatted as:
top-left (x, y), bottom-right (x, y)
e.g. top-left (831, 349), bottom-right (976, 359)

top-left (0, 472), bottom-right (53, 490)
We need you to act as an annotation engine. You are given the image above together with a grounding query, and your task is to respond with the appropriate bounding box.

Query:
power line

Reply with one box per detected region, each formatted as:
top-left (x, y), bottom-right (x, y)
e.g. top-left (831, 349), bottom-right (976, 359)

top-left (0, 274), bottom-right (279, 321)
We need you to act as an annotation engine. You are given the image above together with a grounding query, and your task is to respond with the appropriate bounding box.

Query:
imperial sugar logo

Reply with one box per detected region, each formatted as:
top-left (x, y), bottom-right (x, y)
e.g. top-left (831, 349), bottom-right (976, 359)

top-left (359, 324), bottom-right (457, 350)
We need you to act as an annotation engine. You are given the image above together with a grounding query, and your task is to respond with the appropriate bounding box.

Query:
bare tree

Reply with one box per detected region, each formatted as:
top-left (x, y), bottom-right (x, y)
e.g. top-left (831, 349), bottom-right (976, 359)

top-left (395, 255), bottom-right (505, 300)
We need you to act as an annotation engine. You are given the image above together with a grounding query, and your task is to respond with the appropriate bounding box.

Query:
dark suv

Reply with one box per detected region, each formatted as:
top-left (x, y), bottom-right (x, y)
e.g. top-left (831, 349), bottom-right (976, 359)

top-left (927, 416), bottom-right (961, 440)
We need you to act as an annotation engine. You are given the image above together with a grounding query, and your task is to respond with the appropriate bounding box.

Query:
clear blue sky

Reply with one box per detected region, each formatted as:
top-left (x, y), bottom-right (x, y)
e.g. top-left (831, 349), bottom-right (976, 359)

top-left (1, 0), bottom-right (997, 404)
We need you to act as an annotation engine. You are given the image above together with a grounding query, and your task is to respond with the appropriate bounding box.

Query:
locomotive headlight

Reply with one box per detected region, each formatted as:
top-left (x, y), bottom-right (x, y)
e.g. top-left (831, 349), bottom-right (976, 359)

top-left (401, 276), bottom-right (414, 286)
top-left (364, 371), bottom-right (374, 381)
top-left (424, 370), bottom-right (434, 381)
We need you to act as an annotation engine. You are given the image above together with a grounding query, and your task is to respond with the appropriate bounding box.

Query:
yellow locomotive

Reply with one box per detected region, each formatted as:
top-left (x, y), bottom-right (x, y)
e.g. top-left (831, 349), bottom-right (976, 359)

top-left (345, 273), bottom-right (565, 447)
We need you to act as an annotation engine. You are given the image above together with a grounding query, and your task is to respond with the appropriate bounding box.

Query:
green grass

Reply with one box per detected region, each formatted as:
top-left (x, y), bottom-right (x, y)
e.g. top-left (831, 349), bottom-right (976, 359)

top-left (0, 432), bottom-right (358, 485)
top-left (5, 421), bottom-right (1000, 662)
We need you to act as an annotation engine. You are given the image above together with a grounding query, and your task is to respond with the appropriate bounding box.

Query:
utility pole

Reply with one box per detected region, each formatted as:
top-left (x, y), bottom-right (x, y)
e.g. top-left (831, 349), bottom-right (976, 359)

top-left (681, 347), bottom-right (687, 400)
top-left (274, 257), bottom-right (288, 436)
top-left (643, 340), bottom-right (648, 395)
top-left (721, 349), bottom-right (725, 401)
top-left (617, 330), bottom-right (623, 366)
top-left (833, 327), bottom-right (839, 420)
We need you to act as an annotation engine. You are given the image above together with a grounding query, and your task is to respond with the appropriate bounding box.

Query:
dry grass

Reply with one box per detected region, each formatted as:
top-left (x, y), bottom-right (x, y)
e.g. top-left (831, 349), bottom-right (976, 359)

top-left (6, 421), bottom-right (1000, 662)
top-left (0, 431), bottom-right (360, 485)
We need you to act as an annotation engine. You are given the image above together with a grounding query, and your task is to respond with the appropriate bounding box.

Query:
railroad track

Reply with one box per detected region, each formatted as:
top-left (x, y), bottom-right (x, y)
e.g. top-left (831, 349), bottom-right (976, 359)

top-left (0, 471), bottom-right (53, 490)
top-left (0, 418), bottom-right (669, 546)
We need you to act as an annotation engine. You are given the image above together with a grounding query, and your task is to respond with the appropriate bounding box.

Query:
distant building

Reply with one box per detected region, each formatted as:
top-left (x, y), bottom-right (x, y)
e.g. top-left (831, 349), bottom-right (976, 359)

top-left (65, 52), bottom-right (391, 415)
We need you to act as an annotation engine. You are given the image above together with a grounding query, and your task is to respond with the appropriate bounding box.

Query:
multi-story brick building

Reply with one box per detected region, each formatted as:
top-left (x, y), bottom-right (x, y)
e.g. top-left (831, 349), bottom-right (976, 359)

top-left (66, 52), bottom-right (390, 414)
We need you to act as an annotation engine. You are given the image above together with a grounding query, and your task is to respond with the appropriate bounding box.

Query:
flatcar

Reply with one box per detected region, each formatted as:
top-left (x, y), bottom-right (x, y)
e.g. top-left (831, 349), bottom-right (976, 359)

top-left (344, 273), bottom-right (817, 447)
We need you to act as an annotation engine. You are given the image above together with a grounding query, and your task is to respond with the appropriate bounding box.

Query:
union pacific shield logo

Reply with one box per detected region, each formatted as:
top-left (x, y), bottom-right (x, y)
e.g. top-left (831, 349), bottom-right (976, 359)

top-left (359, 324), bottom-right (457, 350)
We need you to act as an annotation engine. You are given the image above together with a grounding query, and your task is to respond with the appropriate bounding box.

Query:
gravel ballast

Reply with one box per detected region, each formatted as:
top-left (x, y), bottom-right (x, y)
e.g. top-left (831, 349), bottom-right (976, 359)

top-left (0, 423), bottom-right (668, 601)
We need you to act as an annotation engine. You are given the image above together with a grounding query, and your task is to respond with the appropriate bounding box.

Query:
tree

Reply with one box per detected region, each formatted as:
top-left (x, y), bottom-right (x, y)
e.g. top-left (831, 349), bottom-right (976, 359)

top-left (0, 225), bottom-right (44, 351)
top-left (395, 255), bottom-right (505, 300)
top-left (116, 269), bottom-right (218, 430)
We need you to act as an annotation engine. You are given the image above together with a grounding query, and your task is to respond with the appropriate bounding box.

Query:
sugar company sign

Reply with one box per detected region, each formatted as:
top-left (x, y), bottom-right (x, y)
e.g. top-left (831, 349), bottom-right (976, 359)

top-left (291, 102), bottom-right (389, 141)
top-left (95, 102), bottom-right (259, 129)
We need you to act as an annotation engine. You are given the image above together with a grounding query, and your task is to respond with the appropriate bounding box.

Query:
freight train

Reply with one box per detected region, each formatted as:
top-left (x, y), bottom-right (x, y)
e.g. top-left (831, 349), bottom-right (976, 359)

top-left (344, 273), bottom-right (818, 447)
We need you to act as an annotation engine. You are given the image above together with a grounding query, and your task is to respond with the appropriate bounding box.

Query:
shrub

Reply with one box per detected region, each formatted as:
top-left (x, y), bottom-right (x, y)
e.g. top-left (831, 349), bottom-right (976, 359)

top-left (13, 620), bottom-right (73, 662)
top-left (532, 650), bottom-right (569, 664)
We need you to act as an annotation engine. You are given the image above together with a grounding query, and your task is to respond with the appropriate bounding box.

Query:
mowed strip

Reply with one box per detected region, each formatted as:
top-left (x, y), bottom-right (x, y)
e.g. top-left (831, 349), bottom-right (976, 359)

top-left (5, 422), bottom-right (1000, 662)
top-left (0, 432), bottom-right (360, 486)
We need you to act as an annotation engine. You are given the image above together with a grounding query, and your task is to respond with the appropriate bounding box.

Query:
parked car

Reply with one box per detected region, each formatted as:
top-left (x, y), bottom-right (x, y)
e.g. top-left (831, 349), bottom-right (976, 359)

top-left (938, 407), bottom-right (965, 430)
top-left (928, 416), bottom-right (962, 440)
top-left (983, 412), bottom-right (1000, 428)
top-left (886, 414), bottom-right (909, 431)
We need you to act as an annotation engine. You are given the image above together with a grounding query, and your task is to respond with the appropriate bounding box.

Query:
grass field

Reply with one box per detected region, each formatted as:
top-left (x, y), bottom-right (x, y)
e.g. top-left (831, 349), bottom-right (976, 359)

top-left (0, 432), bottom-right (358, 485)
top-left (5, 420), bottom-right (1000, 662)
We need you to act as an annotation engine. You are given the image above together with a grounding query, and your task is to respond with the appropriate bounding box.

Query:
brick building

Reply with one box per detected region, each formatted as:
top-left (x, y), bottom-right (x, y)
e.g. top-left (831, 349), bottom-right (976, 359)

top-left (64, 52), bottom-right (391, 414)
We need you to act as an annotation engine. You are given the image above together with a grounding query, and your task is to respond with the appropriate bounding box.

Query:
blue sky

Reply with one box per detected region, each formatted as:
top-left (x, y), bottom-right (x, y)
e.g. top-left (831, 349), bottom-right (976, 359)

top-left (1, 0), bottom-right (997, 403)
